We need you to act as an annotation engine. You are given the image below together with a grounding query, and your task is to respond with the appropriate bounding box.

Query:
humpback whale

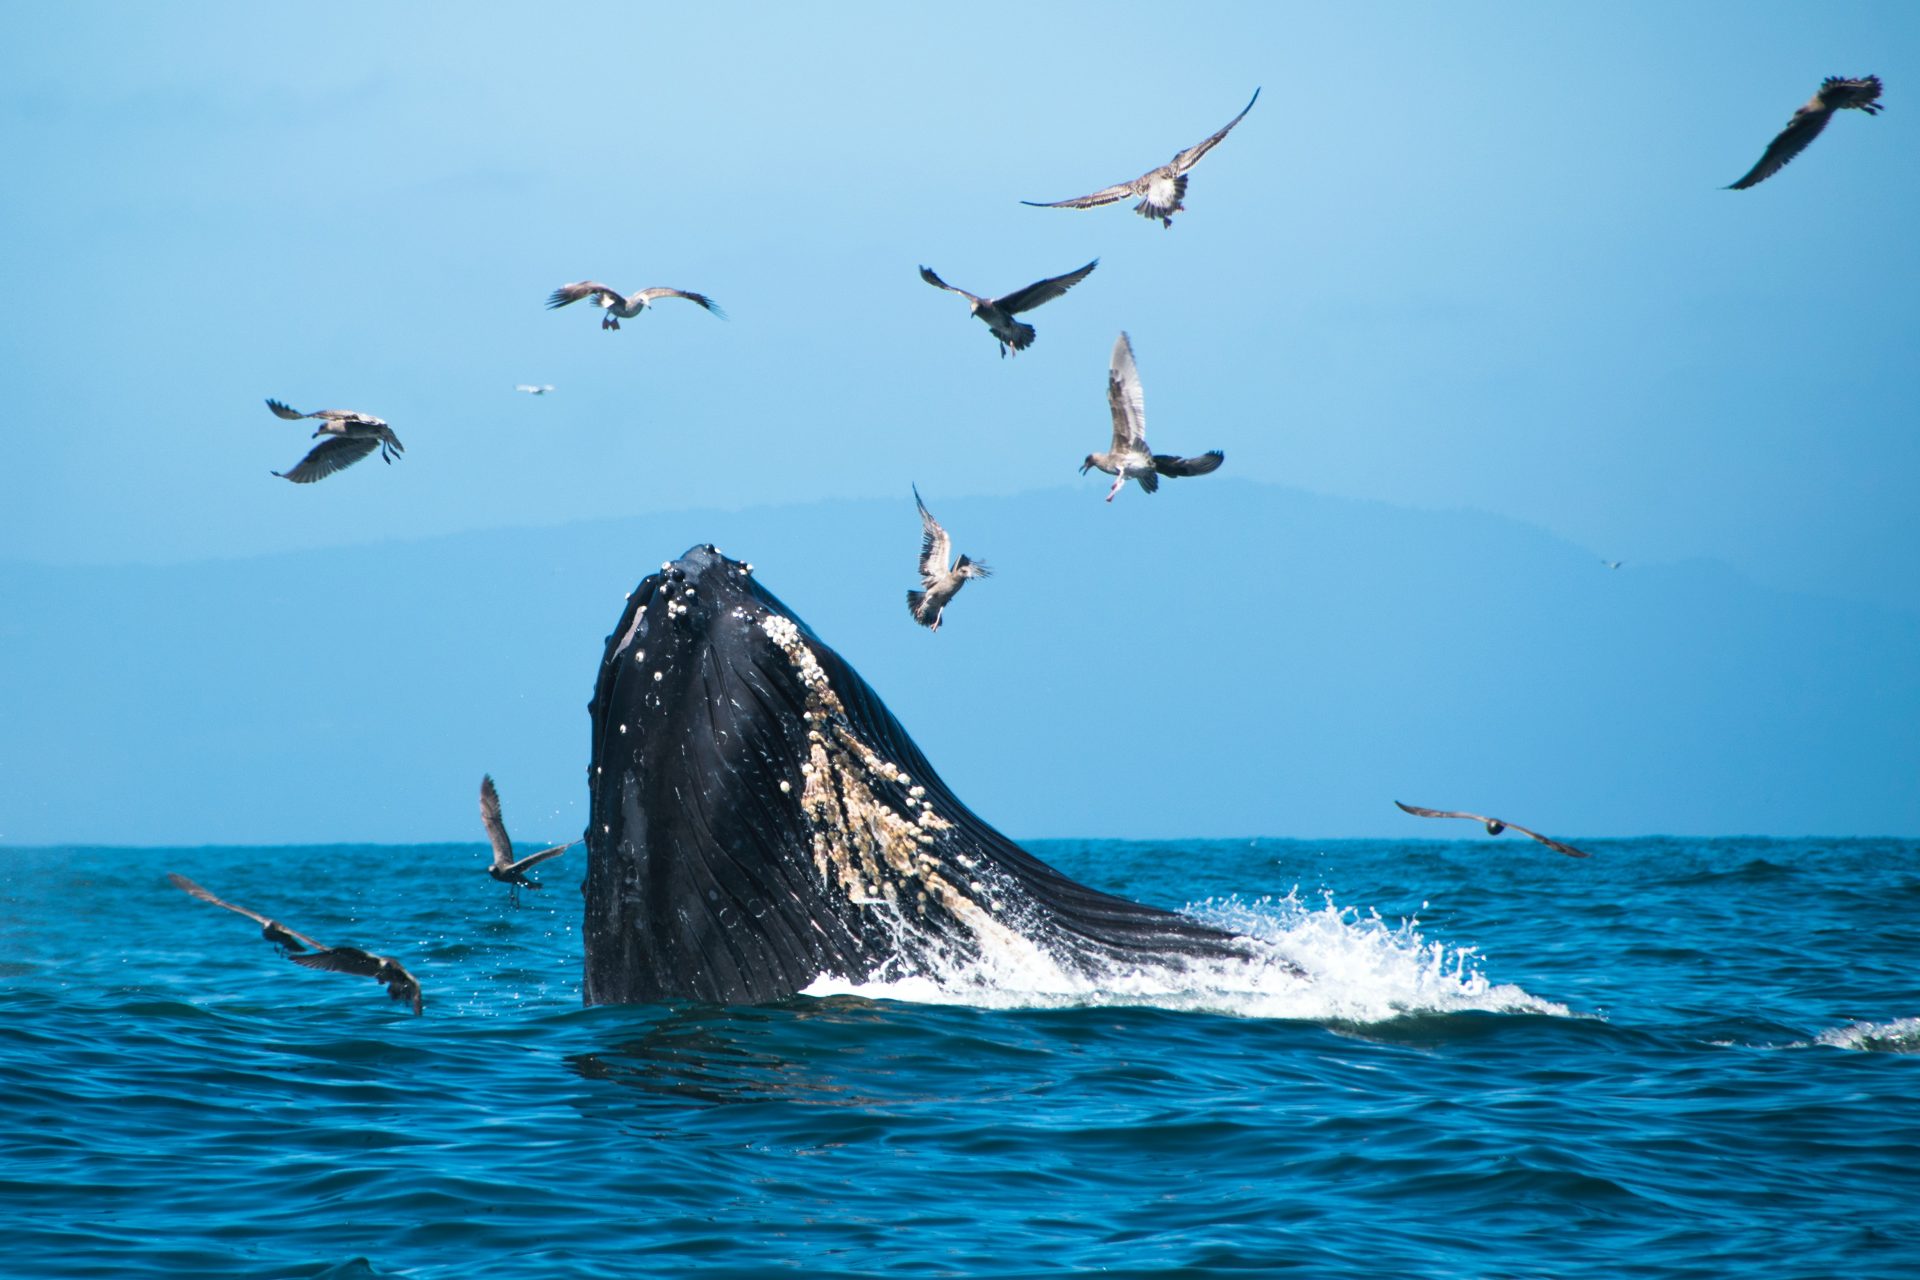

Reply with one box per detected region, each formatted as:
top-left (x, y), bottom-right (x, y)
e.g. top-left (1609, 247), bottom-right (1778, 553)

top-left (584, 544), bottom-right (1263, 1005)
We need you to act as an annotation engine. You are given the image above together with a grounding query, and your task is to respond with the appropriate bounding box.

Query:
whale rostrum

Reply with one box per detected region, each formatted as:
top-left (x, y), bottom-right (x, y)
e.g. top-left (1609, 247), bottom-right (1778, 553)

top-left (584, 544), bottom-right (1262, 1005)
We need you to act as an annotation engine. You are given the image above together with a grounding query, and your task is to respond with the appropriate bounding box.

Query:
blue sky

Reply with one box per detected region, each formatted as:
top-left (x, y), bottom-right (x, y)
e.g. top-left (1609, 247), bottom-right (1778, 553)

top-left (2, 4), bottom-right (1916, 841)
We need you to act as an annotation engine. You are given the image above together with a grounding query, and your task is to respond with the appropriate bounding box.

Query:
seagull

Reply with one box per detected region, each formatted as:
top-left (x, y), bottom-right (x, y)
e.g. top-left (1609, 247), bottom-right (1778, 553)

top-left (1601, 559), bottom-right (1624, 570)
top-left (479, 774), bottom-right (571, 897)
top-left (545, 281), bottom-right (726, 330)
top-left (919, 259), bottom-right (1097, 357)
top-left (514, 384), bottom-right (556, 396)
top-left (168, 872), bottom-right (426, 1012)
top-left (1081, 331), bottom-right (1224, 502)
top-left (1393, 801), bottom-right (1591, 859)
top-left (1022, 88), bottom-right (1260, 227)
top-left (1728, 75), bottom-right (1883, 190)
top-left (167, 873), bottom-right (325, 954)
top-left (265, 398), bottom-right (404, 484)
top-left (906, 486), bottom-right (991, 633)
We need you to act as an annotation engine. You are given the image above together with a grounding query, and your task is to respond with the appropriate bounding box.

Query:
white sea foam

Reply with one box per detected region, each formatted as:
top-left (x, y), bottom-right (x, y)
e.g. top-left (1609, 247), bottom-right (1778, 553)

top-left (804, 889), bottom-right (1570, 1023)
top-left (1814, 1016), bottom-right (1920, 1053)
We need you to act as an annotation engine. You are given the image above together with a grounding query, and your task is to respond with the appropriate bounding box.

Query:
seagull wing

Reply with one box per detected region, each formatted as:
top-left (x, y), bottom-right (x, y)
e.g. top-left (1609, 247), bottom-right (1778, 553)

top-left (634, 287), bottom-right (727, 319)
top-left (546, 280), bottom-right (622, 310)
top-left (1021, 180), bottom-right (1139, 211)
top-left (913, 484), bottom-right (951, 583)
top-left (1107, 331), bottom-right (1146, 453)
top-left (506, 842), bottom-right (571, 875)
top-left (919, 266), bottom-right (984, 305)
top-left (1497, 821), bottom-right (1591, 859)
top-left (169, 873), bottom-right (329, 951)
top-left (273, 435), bottom-right (380, 483)
top-left (1152, 450), bottom-right (1224, 478)
top-left (1728, 108), bottom-right (1834, 189)
top-left (265, 398), bottom-right (310, 421)
top-left (994, 259), bottom-right (1098, 314)
top-left (1171, 87), bottom-right (1261, 173)
top-left (479, 774), bottom-right (514, 869)
top-left (1816, 75), bottom-right (1884, 112)
top-left (291, 945), bottom-right (386, 980)
top-left (1394, 800), bottom-right (1492, 824)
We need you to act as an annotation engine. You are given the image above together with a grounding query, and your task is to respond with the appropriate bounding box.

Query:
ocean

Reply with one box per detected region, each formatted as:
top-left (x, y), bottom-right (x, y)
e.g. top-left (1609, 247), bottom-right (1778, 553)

top-left (2, 836), bottom-right (1915, 1279)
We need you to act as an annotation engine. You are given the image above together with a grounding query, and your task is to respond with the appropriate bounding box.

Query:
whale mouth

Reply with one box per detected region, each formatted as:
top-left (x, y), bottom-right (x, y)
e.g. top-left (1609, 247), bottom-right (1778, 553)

top-left (584, 544), bottom-right (1260, 1006)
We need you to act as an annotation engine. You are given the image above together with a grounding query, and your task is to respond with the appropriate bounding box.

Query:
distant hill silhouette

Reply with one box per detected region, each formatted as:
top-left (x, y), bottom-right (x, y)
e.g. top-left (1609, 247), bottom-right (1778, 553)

top-left (2, 481), bottom-right (1914, 844)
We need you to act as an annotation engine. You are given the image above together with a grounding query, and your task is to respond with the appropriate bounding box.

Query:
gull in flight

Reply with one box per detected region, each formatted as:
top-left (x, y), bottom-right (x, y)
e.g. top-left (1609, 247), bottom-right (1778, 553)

top-left (906, 486), bottom-right (991, 632)
top-left (1728, 75), bottom-right (1883, 190)
top-left (479, 774), bottom-right (572, 899)
top-left (1601, 559), bottom-right (1624, 570)
top-left (1393, 801), bottom-right (1591, 859)
top-left (514, 384), bottom-right (556, 396)
top-left (1081, 331), bottom-right (1223, 502)
top-left (265, 398), bottom-right (404, 484)
top-left (919, 259), bottom-right (1097, 357)
top-left (545, 281), bottom-right (726, 330)
top-left (167, 872), bottom-right (426, 1013)
top-left (1023, 88), bottom-right (1260, 227)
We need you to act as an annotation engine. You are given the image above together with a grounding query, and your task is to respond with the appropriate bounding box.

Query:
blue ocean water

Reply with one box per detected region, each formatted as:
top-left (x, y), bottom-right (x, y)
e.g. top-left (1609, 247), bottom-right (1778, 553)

top-left (2, 836), bottom-right (1915, 1279)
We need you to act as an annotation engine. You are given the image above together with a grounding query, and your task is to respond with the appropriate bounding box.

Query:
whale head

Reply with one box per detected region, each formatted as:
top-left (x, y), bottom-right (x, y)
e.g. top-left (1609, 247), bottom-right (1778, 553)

top-left (583, 544), bottom-right (1251, 1005)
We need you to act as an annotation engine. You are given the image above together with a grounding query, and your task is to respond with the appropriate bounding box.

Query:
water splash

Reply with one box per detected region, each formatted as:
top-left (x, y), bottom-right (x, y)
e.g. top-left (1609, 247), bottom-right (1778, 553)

top-left (1815, 1016), bottom-right (1920, 1053)
top-left (805, 889), bottom-right (1570, 1022)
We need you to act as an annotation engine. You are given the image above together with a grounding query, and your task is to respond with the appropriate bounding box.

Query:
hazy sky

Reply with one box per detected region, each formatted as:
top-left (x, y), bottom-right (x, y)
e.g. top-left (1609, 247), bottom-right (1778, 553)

top-left (2, 4), bottom-right (1916, 842)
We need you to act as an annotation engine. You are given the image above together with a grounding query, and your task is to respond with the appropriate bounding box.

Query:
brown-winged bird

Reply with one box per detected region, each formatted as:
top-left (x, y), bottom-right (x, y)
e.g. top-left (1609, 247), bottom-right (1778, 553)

top-left (266, 399), bottom-right (404, 484)
top-left (1081, 331), bottom-right (1223, 502)
top-left (167, 872), bottom-right (425, 1013)
top-left (906, 486), bottom-right (991, 633)
top-left (545, 281), bottom-right (726, 330)
top-left (479, 774), bottom-right (571, 896)
top-left (1393, 801), bottom-right (1590, 858)
top-left (919, 260), bottom-right (1097, 357)
top-left (1728, 76), bottom-right (1882, 190)
top-left (1023, 89), bottom-right (1260, 227)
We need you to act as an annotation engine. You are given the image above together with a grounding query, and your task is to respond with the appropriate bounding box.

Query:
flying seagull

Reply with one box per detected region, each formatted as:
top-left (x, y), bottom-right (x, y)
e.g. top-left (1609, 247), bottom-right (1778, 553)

top-left (545, 281), bottom-right (726, 330)
top-left (265, 398), bottom-right (404, 484)
top-left (1393, 801), bottom-right (1590, 859)
top-left (168, 872), bottom-right (426, 1013)
top-left (167, 872), bottom-right (325, 954)
top-left (1601, 559), bottom-right (1624, 570)
top-left (1728, 75), bottom-right (1883, 190)
top-left (1023, 88), bottom-right (1260, 228)
top-left (919, 259), bottom-right (1097, 357)
top-left (479, 774), bottom-right (571, 896)
top-left (514, 384), bottom-right (556, 396)
top-left (906, 485), bottom-right (991, 632)
top-left (1081, 331), bottom-right (1224, 502)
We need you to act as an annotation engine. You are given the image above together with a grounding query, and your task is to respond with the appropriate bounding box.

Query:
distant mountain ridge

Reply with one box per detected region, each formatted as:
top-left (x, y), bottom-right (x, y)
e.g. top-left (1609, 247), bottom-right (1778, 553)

top-left (2, 481), bottom-right (1914, 844)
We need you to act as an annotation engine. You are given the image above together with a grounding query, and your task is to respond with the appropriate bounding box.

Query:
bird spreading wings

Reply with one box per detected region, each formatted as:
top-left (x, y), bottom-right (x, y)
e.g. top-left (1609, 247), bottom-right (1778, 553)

top-left (479, 774), bottom-right (571, 890)
top-left (168, 872), bottom-right (426, 1012)
top-left (907, 485), bottom-right (991, 632)
top-left (1023, 88), bottom-right (1260, 227)
top-left (918, 259), bottom-right (1098, 356)
top-left (514, 384), bottom-right (555, 396)
top-left (1081, 331), bottom-right (1225, 500)
top-left (1728, 75), bottom-right (1883, 190)
top-left (545, 282), bottom-right (726, 329)
top-left (1393, 801), bottom-right (1590, 858)
top-left (265, 398), bottom-right (404, 484)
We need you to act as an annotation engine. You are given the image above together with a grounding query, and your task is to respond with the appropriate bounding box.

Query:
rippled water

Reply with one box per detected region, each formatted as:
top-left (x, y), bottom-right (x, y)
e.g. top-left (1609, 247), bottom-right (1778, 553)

top-left (2, 837), bottom-right (1916, 1278)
